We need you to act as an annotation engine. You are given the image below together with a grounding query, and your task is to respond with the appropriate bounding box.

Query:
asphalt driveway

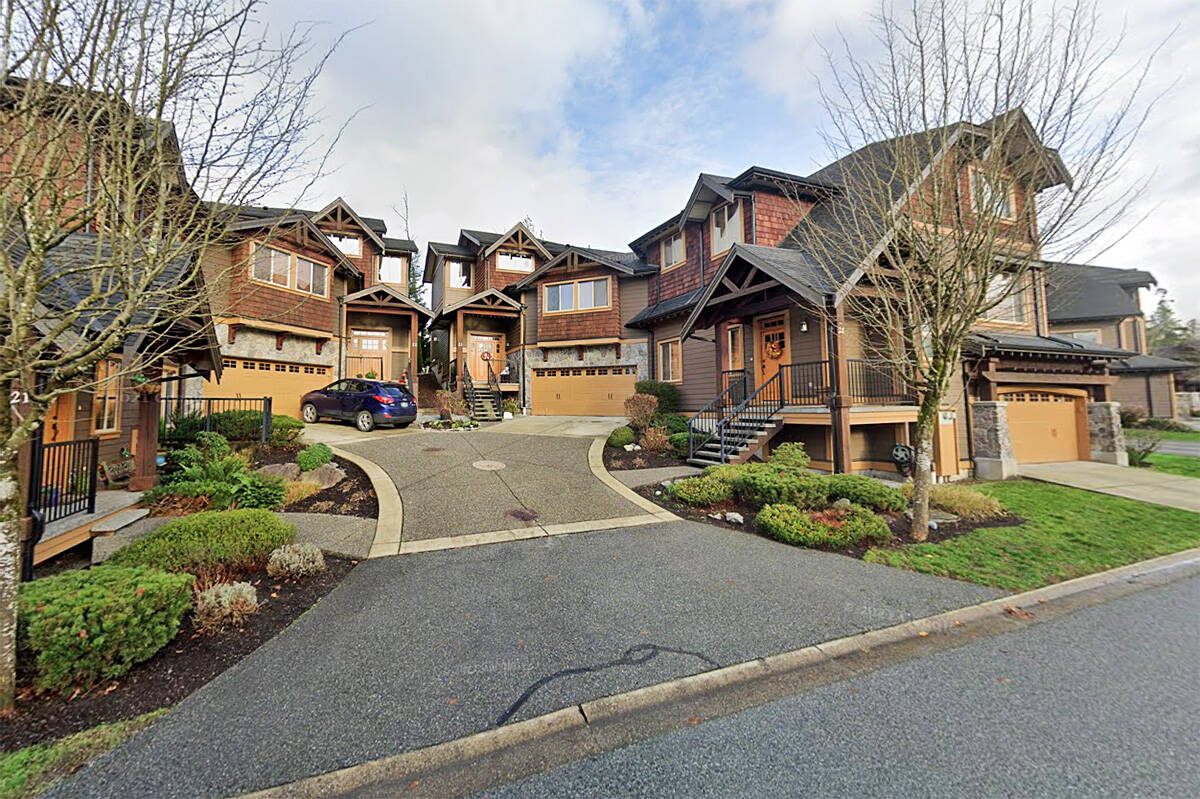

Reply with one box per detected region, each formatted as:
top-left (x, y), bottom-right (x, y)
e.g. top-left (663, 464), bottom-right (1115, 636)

top-left (50, 521), bottom-right (1000, 799)
top-left (341, 430), bottom-right (644, 541)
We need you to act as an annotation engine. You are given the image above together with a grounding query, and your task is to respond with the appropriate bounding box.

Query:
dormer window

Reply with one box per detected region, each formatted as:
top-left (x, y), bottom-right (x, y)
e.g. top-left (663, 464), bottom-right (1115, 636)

top-left (711, 201), bottom-right (743, 255)
top-left (661, 231), bottom-right (685, 270)
top-left (329, 234), bottom-right (361, 257)
top-left (448, 260), bottom-right (472, 289)
top-left (496, 251), bottom-right (534, 273)
top-left (971, 170), bottom-right (1016, 220)
top-left (378, 255), bottom-right (407, 285)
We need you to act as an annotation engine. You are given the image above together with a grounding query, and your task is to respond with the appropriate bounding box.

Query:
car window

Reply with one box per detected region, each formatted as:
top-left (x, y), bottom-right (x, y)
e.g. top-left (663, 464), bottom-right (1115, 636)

top-left (343, 380), bottom-right (367, 393)
top-left (325, 380), bottom-right (350, 392)
top-left (379, 384), bottom-right (412, 398)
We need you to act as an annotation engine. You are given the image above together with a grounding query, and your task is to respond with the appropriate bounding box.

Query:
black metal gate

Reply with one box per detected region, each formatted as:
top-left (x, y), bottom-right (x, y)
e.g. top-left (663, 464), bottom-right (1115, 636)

top-left (24, 428), bottom-right (99, 580)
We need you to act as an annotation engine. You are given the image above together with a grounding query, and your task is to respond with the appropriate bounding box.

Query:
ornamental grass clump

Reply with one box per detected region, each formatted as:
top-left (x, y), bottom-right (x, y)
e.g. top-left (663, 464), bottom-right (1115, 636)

top-left (18, 566), bottom-right (194, 694)
top-left (297, 443), bottom-right (333, 472)
top-left (901, 482), bottom-right (1007, 519)
top-left (266, 543), bottom-right (327, 579)
top-left (107, 509), bottom-right (296, 588)
top-left (666, 475), bottom-right (734, 506)
top-left (756, 503), bottom-right (891, 549)
top-left (193, 582), bottom-right (259, 634)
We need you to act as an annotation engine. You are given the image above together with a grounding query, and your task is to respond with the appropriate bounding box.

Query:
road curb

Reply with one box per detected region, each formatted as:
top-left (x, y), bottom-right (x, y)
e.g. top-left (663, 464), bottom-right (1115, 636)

top-left (326, 445), bottom-right (404, 558)
top-left (586, 436), bottom-right (680, 522)
top-left (239, 544), bottom-right (1200, 798)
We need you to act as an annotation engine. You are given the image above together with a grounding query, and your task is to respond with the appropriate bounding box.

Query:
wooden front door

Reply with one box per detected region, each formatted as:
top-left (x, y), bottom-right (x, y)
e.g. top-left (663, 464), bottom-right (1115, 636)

top-left (44, 393), bottom-right (76, 444)
top-left (468, 334), bottom-right (503, 382)
top-left (348, 328), bottom-right (389, 380)
top-left (756, 313), bottom-right (789, 389)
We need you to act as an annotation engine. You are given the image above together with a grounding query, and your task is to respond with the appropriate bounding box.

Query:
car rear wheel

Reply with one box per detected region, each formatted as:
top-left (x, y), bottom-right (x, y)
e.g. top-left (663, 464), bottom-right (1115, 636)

top-left (355, 410), bottom-right (376, 432)
top-left (301, 403), bottom-right (319, 423)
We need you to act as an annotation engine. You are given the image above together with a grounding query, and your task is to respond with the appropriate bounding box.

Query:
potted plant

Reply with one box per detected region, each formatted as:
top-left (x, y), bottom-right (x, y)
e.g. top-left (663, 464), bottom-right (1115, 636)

top-left (129, 372), bottom-right (160, 395)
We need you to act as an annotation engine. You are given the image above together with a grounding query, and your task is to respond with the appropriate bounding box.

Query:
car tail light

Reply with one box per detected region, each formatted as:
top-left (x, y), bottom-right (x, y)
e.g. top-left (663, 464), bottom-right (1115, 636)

top-left (371, 394), bottom-right (394, 405)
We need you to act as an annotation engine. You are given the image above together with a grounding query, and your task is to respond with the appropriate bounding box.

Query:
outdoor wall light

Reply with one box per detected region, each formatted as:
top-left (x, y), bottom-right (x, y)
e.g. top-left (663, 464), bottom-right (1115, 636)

top-left (800, 320), bottom-right (809, 333)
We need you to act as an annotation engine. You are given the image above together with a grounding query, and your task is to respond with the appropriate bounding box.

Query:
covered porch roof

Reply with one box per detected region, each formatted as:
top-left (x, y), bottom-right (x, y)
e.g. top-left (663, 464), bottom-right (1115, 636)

top-left (429, 288), bottom-right (522, 327)
top-left (342, 283), bottom-right (433, 318)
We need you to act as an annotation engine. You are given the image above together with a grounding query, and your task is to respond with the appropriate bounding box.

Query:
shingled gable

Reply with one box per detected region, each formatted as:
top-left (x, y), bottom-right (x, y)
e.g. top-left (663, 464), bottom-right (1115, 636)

top-left (1046, 262), bottom-right (1157, 322)
top-left (511, 245), bottom-right (654, 290)
top-left (341, 283), bottom-right (433, 317)
top-left (473, 221), bottom-right (554, 261)
top-left (310, 196), bottom-right (387, 251)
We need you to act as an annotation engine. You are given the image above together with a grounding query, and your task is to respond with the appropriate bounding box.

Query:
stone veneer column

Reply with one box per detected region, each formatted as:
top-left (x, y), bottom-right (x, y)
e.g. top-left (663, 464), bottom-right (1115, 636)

top-left (1088, 401), bottom-right (1129, 466)
top-left (971, 401), bottom-right (1017, 479)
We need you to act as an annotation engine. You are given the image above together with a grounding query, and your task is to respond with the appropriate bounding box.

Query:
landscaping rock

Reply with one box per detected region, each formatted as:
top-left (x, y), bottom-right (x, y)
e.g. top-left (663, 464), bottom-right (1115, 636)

top-left (660, 480), bottom-right (674, 488)
top-left (304, 462), bottom-right (346, 490)
top-left (929, 520), bottom-right (939, 532)
top-left (708, 513), bottom-right (722, 520)
top-left (724, 511), bottom-right (744, 525)
top-left (258, 463), bottom-right (300, 481)
top-left (623, 444), bottom-right (636, 452)
top-left (832, 498), bottom-right (853, 510)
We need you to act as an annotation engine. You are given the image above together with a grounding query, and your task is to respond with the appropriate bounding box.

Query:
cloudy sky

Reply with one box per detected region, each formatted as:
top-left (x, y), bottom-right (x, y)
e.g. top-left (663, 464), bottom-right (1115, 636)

top-left (263, 0), bottom-right (1199, 318)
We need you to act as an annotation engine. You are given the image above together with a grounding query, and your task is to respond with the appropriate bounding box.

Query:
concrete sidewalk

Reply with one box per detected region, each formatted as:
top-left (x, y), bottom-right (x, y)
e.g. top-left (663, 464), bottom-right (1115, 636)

top-left (48, 521), bottom-right (999, 799)
top-left (1019, 460), bottom-right (1200, 513)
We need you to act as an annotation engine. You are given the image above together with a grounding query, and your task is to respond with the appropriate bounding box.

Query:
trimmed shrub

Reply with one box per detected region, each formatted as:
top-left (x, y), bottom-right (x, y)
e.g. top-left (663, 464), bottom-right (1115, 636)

top-left (266, 543), bottom-right (327, 579)
top-left (820, 474), bottom-right (906, 512)
top-left (194, 431), bottom-right (230, 461)
top-left (193, 582), bottom-right (259, 634)
top-left (733, 464), bottom-right (829, 509)
top-left (653, 413), bottom-right (689, 435)
top-left (209, 409), bottom-right (265, 441)
top-left (18, 566), bottom-right (194, 694)
top-left (625, 393), bottom-right (659, 431)
top-left (284, 480), bottom-right (321, 505)
top-left (107, 509), bottom-right (296, 587)
top-left (232, 472), bottom-right (286, 510)
top-left (606, 426), bottom-right (636, 448)
top-left (1126, 429), bottom-right (1161, 467)
top-left (269, 415), bottom-right (305, 447)
top-left (502, 398), bottom-right (521, 415)
top-left (756, 503), bottom-right (891, 549)
top-left (702, 463), bottom-right (744, 485)
top-left (768, 442), bottom-right (811, 470)
top-left (297, 443), bottom-right (333, 472)
top-left (640, 426), bottom-right (670, 453)
top-left (159, 410), bottom-right (204, 447)
top-left (634, 380), bottom-right (680, 414)
top-left (668, 432), bottom-right (692, 457)
top-left (666, 475), bottom-right (734, 506)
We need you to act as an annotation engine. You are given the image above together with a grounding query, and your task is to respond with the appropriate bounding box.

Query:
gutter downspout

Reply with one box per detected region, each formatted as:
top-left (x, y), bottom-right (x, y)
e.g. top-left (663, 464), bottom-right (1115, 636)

top-left (337, 295), bottom-right (346, 381)
top-left (962, 359), bottom-right (975, 465)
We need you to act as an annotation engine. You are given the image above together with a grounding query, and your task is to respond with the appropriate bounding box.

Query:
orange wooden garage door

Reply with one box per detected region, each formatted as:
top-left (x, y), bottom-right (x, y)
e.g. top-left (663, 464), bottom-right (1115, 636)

top-left (531, 365), bottom-right (637, 416)
top-left (205, 358), bottom-right (333, 418)
top-left (1004, 390), bottom-right (1084, 463)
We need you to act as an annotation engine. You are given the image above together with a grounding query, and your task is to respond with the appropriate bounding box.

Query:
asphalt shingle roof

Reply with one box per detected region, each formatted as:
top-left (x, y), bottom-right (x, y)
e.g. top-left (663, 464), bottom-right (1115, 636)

top-left (626, 287), bottom-right (705, 327)
top-left (965, 331), bottom-right (1132, 359)
top-left (1046, 262), bottom-right (1156, 322)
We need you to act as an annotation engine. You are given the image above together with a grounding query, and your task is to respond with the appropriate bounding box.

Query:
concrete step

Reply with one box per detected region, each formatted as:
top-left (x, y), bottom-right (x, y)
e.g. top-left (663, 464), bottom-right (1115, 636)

top-left (90, 508), bottom-right (149, 533)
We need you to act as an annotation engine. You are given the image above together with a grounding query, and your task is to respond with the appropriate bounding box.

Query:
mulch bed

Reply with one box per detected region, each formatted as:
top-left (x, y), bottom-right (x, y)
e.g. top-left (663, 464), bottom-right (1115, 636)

top-left (0, 557), bottom-right (356, 752)
top-left (603, 447), bottom-right (688, 471)
top-left (254, 449), bottom-right (378, 519)
top-left (635, 484), bottom-right (1025, 558)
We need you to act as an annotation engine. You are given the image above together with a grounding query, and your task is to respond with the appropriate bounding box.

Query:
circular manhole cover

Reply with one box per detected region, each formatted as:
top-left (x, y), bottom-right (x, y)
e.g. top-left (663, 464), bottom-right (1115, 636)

top-left (472, 460), bottom-right (506, 471)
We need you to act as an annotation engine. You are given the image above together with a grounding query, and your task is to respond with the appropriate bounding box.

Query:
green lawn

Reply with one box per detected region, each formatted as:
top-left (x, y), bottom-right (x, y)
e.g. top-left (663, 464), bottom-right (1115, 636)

top-left (0, 710), bottom-right (164, 799)
top-left (1146, 453), bottom-right (1200, 478)
top-left (1144, 429), bottom-right (1200, 442)
top-left (864, 480), bottom-right (1200, 592)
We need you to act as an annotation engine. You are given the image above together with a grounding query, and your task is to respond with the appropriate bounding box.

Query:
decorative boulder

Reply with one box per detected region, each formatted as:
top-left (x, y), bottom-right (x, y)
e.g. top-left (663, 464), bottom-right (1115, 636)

top-left (623, 444), bottom-right (636, 452)
top-left (305, 462), bottom-right (346, 490)
top-left (724, 512), bottom-right (744, 525)
top-left (257, 463), bottom-right (300, 481)
top-left (832, 498), bottom-right (853, 510)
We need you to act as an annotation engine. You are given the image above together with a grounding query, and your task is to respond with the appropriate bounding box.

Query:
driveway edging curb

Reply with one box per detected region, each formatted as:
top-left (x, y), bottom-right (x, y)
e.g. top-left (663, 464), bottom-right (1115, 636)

top-left (326, 445), bottom-right (403, 558)
top-left (238, 545), bottom-right (1200, 798)
top-left (586, 436), bottom-right (680, 523)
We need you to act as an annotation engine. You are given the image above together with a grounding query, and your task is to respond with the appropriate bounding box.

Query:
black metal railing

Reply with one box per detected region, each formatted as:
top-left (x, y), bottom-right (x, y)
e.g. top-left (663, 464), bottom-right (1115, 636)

top-left (688, 371), bottom-right (750, 459)
top-left (712, 369), bottom-right (785, 463)
top-left (847, 359), bottom-right (916, 405)
top-left (160, 396), bottom-right (273, 445)
top-left (24, 429), bottom-right (99, 580)
top-left (778, 360), bottom-right (831, 406)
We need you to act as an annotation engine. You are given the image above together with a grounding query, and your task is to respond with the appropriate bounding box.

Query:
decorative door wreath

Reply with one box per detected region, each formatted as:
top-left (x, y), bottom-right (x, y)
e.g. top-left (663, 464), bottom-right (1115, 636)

top-left (764, 335), bottom-right (785, 359)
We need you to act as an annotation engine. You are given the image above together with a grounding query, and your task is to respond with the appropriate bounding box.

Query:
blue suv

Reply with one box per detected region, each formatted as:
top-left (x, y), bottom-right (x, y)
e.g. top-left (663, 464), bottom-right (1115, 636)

top-left (300, 379), bottom-right (417, 432)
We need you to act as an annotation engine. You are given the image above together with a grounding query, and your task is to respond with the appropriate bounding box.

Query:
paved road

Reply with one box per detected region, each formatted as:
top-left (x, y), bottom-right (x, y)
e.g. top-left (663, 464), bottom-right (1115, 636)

top-left (1158, 439), bottom-right (1200, 456)
top-left (49, 522), bottom-right (998, 798)
top-left (493, 574), bottom-right (1200, 798)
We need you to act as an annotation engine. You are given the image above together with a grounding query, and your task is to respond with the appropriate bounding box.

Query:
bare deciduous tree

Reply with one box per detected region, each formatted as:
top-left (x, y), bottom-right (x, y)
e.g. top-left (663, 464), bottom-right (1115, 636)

top-left (0, 0), bottom-right (344, 708)
top-left (789, 0), bottom-right (1159, 537)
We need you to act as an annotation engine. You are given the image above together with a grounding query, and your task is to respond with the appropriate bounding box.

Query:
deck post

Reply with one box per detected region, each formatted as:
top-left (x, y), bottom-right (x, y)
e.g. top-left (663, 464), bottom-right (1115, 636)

top-left (410, 312), bottom-right (420, 407)
top-left (827, 302), bottom-right (853, 474)
top-left (128, 393), bottom-right (160, 491)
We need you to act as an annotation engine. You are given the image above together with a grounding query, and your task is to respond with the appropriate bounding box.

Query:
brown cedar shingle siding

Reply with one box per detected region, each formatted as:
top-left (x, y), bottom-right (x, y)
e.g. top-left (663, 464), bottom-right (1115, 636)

top-left (224, 239), bottom-right (339, 333)
top-left (753, 190), bottom-right (811, 246)
top-left (535, 267), bottom-right (620, 342)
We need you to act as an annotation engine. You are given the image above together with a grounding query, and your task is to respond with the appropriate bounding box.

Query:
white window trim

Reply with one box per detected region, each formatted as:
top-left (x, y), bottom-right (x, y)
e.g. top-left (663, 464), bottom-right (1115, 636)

top-left (496, 251), bottom-right (535, 273)
top-left (711, 200), bottom-right (743, 257)
top-left (661, 230), bottom-right (686, 271)
top-left (542, 277), bottom-right (611, 315)
top-left (249, 242), bottom-right (330, 298)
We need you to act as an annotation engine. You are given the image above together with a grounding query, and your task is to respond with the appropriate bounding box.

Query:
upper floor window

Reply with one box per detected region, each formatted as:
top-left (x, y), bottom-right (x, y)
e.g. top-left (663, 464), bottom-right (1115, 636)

top-left (378, 256), bottom-right (408, 285)
top-left (661, 231), bottom-right (685, 270)
top-left (497, 251), bottom-right (534, 273)
top-left (92, 358), bottom-right (121, 435)
top-left (983, 273), bottom-right (1026, 323)
top-left (448, 260), bottom-right (472, 289)
top-left (544, 277), bottom-right (610, 313)
top-left (971, 170), bottom-right (1016, 220)
top-left (711, 201), bottom-right (743, 255)
top-left (251, 243), bottom-right (328, 298)
top-left (328, 234), bottom-right (361, 257)
top-left (1067, 329), bottom-right (1101, 344)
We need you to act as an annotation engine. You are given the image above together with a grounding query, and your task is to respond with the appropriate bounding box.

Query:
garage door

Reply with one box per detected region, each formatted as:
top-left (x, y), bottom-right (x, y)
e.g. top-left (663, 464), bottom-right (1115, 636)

top-left (205, 358), bottom-right (333, 418)
top-left (1004, 390), bottom-right (1083, 463)
top-left (531, 365), bottom-right (637, 416)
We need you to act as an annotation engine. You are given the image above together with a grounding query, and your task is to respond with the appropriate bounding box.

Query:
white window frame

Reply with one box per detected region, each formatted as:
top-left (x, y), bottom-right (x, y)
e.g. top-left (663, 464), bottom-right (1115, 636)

top-left (983, 272), bottom-right (1027, 323)
top-left (250, 243), bottom-right (329, 297)
top-left (658, 338), bottom-right (682, 384)
top-left (496, 251), bottom-right (535, 273)
top-left (253, 244), bottom-right (291, 288)
top-left (448, 260), bottom-right (472, 289)
top-left (328, 233), bottom-right (361, 257)
top-left (661, 231), bottom-right (685, 271)
top-left (971, 168), bottom-right (1016, 220)
top-left (711, 200), bottom-right (743, 256)
top-left (543, 277), bottom-right (611, 314)
top-left (378, 255), bottom-right (408, 285)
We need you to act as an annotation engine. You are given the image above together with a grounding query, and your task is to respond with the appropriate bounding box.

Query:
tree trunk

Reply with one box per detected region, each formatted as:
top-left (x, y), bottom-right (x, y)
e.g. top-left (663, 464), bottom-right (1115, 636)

top-left (0, 448), bottom-right (22, 711)
top-left (909, 390), bottom-right (941, 542)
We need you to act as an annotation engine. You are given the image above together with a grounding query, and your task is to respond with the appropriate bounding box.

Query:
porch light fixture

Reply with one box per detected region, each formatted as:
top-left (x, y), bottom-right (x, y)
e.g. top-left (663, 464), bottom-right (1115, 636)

top-left (799, 320), bottom-right (809, 333)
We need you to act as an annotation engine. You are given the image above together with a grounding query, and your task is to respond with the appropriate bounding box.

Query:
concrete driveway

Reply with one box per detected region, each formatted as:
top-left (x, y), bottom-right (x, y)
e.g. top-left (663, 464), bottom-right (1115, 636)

top-left (339, 429), bottom-right (645, 544)
top-left (49, 521), bottom-right (1000, 799)
top-left (488, 415), bottom-right (626, 438)
top-left (1019, 461), bottom-right (1200, 513)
